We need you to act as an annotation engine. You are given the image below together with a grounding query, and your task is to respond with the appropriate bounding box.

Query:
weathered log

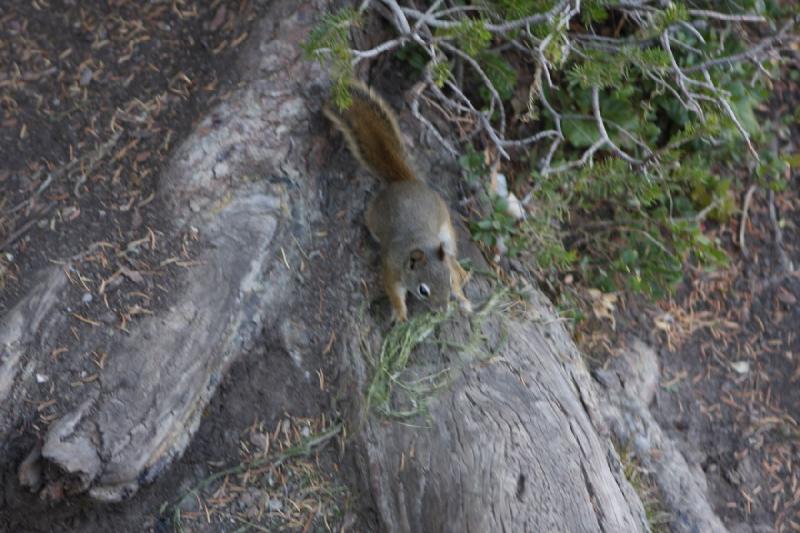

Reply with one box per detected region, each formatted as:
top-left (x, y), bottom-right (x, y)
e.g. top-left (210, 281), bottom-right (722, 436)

top-left (345, 286), bottom-right (649, 532)
top-left (594, 340), bottom-right (728, 532)
top-left (0, 1), bottom-right (721, 531)
top-left (2, 0), bottom-right (314, 502)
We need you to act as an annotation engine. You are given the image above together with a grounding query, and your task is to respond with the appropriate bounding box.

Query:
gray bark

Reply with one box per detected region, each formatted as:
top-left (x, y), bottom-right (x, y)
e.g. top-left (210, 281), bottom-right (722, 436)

top-left (347, 287), bottom-right (650, 532)
top-left (595, 340), bottom-right (728, 532)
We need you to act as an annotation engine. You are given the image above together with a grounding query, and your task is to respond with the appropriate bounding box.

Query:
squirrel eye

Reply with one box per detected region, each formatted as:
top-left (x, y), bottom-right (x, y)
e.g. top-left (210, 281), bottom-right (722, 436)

top-left (418, 283), bottom-right (430, 299)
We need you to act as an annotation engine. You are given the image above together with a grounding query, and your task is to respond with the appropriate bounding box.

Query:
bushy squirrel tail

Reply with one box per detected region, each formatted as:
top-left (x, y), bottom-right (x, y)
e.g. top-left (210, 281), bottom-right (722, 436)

top-left (323, 80), bottom-right (417, 182)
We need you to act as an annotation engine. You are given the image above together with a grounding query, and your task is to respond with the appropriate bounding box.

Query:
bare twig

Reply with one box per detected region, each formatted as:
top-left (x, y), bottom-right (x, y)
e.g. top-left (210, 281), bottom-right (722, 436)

top-left (768, 189), bottom-right (793, 273)
top-left (739, 185), bottom-right (757, 257)
top-left (686, 9), bottom-right (767, 23)
top-left (352, 37), bottom-right (408, 63)
top-left (683, 18), bottom-right (797, 74)
top-left (398, 1), bottom-right (567, 32)
top-left (380, 0), bottom-right (411, 34)
top-left (0, 203), bottom-right (57, 251)
top-left (439, 41), bottom-right (505, 134)
top-left (340, 0), bottom-right (792, 176)
top-left (590, 86), bottom-right (642, 165)
top-left (410, 82), bottom-right (458, 157)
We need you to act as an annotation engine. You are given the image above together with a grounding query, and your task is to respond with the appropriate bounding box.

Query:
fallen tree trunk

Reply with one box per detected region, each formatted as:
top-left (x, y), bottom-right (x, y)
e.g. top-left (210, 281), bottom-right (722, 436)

top-left (594, 340), bottom-right (728, 533)
top-left (1, 0), bottom-right (709, 530)
top-left (346, 286), bottom-right (648, 532)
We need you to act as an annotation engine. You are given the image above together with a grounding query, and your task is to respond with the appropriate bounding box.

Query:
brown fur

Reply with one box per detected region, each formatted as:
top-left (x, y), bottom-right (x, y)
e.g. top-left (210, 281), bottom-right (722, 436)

top-left (323, 81), bottom-right (416, 183)
top-left (325, 80), bottom-right (472, 321)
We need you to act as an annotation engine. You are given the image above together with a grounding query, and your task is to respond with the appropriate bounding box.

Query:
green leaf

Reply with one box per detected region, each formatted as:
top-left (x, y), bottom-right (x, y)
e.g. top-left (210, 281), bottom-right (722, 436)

top-left (442, 19), bottom-right (492, 57)
top-left (492, 0), bottom-right (558, 19)
top-left (478, 52), bottom-right (518, 101)
top-left (432, 61), bottom-right (452, 88)
top-left (729, 95), bottom-right (760, 135)
top-left (303, 8), bottom-right (361, 110)
top-left (563, 118), bottom-right (600, 148)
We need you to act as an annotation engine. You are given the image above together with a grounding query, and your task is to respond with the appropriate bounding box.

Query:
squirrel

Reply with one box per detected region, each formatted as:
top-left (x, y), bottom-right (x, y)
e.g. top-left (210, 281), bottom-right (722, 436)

top-left (324, 80), bottom-right (472, 322)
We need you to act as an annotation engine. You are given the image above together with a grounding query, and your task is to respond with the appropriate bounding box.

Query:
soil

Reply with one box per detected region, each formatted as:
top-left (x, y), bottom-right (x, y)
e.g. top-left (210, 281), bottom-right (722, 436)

top-left (1, 2), bottom-right (357, 532)
top-left (647, 183), bottom-right (800, 532)
top-left (582, 63), bottom-right (800, 531)
top-left (0, 0), bottom-right (263, 311)
top-left (647, 71), bottom-right (800, 532)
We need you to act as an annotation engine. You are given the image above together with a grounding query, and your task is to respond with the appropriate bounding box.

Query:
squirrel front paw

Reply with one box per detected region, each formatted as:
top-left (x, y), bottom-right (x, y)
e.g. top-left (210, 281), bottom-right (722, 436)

top-left (390, 308), bottom-right (408, 324)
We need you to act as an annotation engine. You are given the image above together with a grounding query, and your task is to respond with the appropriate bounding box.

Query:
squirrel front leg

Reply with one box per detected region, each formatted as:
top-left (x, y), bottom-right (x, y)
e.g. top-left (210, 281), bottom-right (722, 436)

top-left (447, 256), bottom-right (472, 313)
top-left (439, 216), bottom-right (472, 313)
top-left (382, 260), bottom-right (408, 322)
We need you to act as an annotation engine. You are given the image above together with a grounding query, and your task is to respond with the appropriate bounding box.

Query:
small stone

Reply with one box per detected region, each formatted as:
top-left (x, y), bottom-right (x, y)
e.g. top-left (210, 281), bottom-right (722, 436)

top-left (79, 67), bottom-right (93, 86)
top-left (730, 361), bottom-right (750, 374)
top-left (82, 293), bottom-right (93, 304)
top-left (267, 498), bottom-right (282, 512)
top-left (777, 287), bottom-right (797, 305)
top-left (120, 267), bottom-right (144, 284)
top-left (633, 434), bottom-right (650, 455)
top-left (100, 311), bottom-right (117, 324)
top-left (300, 426), bottom-right (310, 438)
top-left (213, 161), bottom-right (230, 178)
top-left (239, 491), bottom-right (254, 506)
top-left (61, 205), bottom-right (81, 222)
top-left (505, 192), bottom-right (526, 220)
top-left (248, 430), bottom-right (269, 452)
top-left (494, 173), bottom-right (509, 197)
top-left (18, 444), bottom-right (43, 492)
top-left (240, 488), bottom-right (263, 517)
top-left (178, 495), bottom-right (199, 513)
top-left (36, 373), bottom-right (49, 383)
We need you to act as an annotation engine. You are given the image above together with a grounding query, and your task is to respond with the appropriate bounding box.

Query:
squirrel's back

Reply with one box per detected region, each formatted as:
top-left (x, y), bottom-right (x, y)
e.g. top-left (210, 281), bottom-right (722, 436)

top-left (323, 81), bottom-right (417, 183)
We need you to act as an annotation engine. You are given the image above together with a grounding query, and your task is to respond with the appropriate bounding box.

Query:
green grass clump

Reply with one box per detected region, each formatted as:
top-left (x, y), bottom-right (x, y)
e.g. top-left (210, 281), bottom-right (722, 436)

top-left (364, 284), bottom-right (516, 420)
top-left (365, 309), bottom-right (451, 419)
top-left (617, 443), bottom-right (672, 532)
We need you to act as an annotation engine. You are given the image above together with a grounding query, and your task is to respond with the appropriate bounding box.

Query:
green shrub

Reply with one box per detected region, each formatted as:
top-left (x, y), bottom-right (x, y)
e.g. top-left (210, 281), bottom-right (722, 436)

top-left (307, 1), bottom-right (797, 300)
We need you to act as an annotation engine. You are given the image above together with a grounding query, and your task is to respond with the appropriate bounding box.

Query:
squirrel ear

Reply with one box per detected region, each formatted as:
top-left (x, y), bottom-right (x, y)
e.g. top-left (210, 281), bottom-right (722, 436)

top-left (409, 249), bottom-right (426, 270)
top-left (437, 243), bottom-right (446, 261)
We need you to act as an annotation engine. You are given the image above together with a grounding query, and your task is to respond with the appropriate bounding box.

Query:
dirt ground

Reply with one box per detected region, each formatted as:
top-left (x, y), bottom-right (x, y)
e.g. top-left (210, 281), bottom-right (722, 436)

top-left (646, 182), bottom-right (800, 532)
top-left (580, 66), bottom-right (800, 530)
top-left (2, 1), bottom-right (799, 532)
top-left (646, 73), bottom-right (800, 532)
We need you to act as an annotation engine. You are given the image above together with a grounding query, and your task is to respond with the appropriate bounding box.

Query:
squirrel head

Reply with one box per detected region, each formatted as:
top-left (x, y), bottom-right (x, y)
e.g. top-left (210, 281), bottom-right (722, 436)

top-left (402, 245), bottom-right (451, 309)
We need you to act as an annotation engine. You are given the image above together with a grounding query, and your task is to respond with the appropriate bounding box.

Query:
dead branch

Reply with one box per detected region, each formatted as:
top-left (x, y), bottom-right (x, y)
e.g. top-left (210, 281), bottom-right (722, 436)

top-left (325, 1), bottom-right (796, 175)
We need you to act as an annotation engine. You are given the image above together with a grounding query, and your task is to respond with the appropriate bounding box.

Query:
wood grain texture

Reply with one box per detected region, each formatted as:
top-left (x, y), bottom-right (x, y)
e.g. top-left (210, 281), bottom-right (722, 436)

top-left (349, 288), bottom-right (649, 533)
